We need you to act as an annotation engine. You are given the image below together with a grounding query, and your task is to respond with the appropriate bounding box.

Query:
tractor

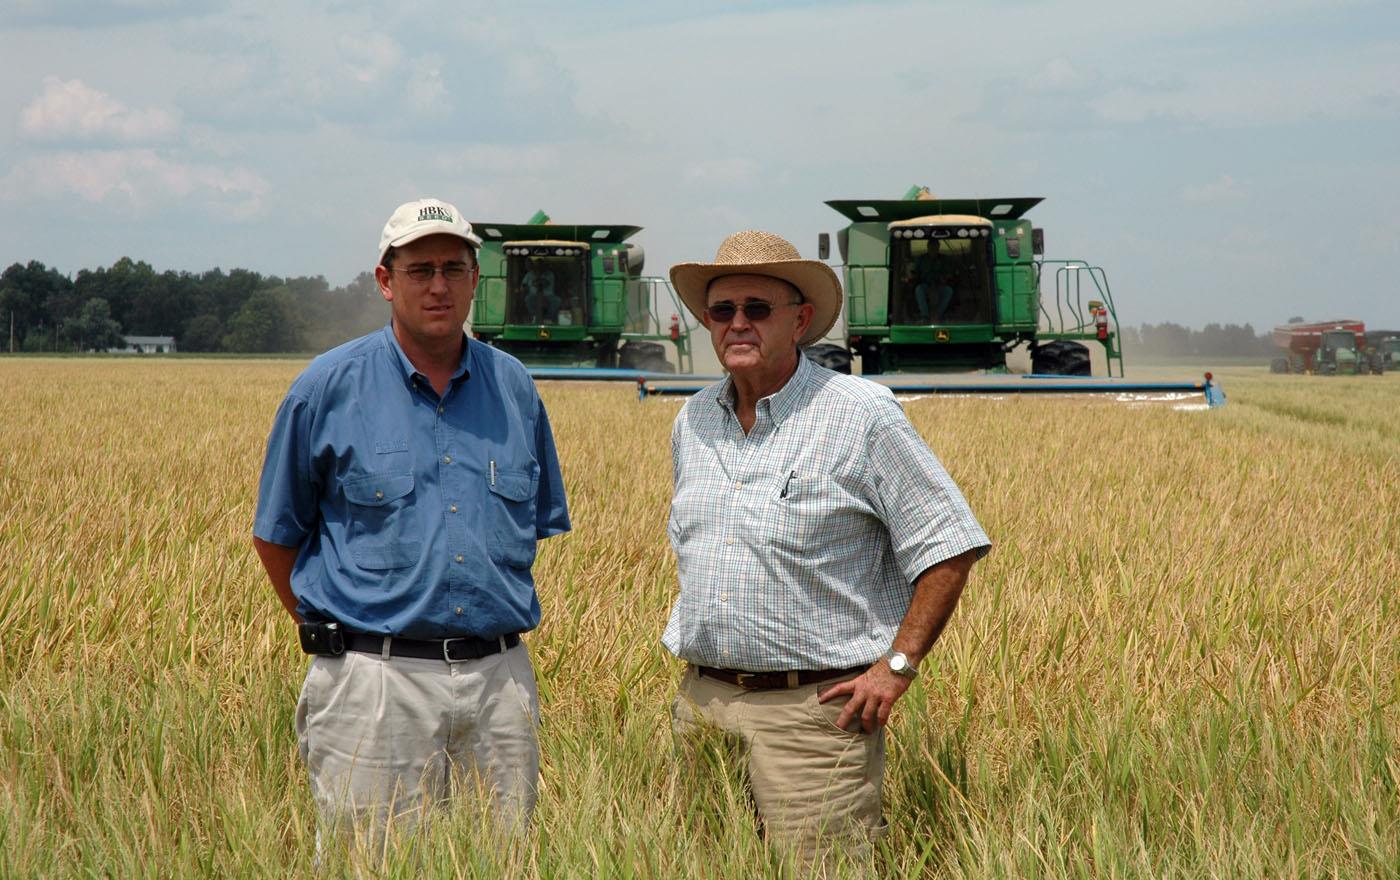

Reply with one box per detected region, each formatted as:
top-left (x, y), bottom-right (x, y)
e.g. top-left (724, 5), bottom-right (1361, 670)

top-left (469, 211), bottom-right (692, 373)
top-left (813, 187), bottom-right (1123, 376)
top-left (1270, 320), bottom-right (1383, 375)
top-left (1365, 331), bottom-right (1399, 372)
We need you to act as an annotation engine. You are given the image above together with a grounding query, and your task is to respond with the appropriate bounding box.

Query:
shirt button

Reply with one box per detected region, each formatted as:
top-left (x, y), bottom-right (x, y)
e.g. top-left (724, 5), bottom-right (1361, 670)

top-left (455, 554), bottom-right (464, 563)
top-left (726, 538), bottom-right (734, 546)
top-left (455, 607), bottom-right (463, 615)
top-left (374, 490), bottom-right (384, 500)
top-left (720, 593), bottom-right (728, 602)
top-left (449, 505), bottom-right (458, 513)
top-left (443, 455), bottom-right (452, 464)
top-left (437, 406), bottom-right (444, 415)
top-left (735, 481), bottom-right (742, 490)
top-left (722, 649), bottom-right (730, 657)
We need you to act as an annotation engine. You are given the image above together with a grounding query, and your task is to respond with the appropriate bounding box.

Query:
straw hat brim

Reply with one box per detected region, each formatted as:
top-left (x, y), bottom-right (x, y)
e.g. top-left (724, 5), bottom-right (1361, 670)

top-left (669, 259), bottom-right (842, 347)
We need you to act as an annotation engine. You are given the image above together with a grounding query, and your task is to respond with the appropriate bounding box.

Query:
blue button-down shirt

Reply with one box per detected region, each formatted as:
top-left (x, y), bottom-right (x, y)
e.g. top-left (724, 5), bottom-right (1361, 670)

top-left (664, 355), bottom-right (989, 671)
top-left (254, 325), bottom-right (570, 639)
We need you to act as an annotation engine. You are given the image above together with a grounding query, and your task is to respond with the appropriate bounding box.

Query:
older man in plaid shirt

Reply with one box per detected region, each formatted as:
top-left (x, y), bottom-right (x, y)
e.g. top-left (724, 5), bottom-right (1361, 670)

top-left (663, 230), bottom-right (990, 861)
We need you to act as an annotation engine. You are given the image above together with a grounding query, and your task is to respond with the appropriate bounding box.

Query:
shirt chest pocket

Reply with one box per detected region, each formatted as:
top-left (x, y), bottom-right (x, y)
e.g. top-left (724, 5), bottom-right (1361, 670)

top-left (767, 475), bottom-right (857, 551)
top-left (342, 471), bottom-right (420, 570)
top-left (487, 467), bottom-right (539, 569)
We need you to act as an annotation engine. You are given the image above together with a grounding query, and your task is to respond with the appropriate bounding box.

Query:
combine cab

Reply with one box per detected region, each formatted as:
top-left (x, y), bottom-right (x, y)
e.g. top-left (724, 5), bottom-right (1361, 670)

top-left (470, 212), bottom-right (692, 374)
top-left (1366, 331), bottom-right (1400, 372)
top-left (818, 188), bottom-right (1123, 376)
top-left (1269, 320), bottom-right (1383, 375)
top-left (1382, 338), bottom-right (1400, 371)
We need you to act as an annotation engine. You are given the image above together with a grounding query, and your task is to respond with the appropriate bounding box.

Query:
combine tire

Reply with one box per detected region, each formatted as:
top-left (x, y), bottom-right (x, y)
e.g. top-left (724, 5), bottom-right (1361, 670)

top-left (1031, 341), bottom-right (1092, 376)
top-left (619, 341), bottom-right (666, 371)
top-left (1269, 356), bottom-right (1289, 374)
top-left (803, 343), bottom-right (853, 374)
top-left (643, 354), bottom-right (675, 374)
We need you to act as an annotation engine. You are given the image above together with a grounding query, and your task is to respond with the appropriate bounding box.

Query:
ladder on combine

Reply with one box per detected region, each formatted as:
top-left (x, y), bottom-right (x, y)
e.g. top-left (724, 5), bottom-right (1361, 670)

top-left (1035, 259), bottom-right (1125, 377)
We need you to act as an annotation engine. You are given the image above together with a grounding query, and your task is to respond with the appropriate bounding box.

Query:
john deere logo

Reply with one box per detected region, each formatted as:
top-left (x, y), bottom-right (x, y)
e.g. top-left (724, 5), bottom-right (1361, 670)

top-left (419, 206), bottom-right (454, 223)
top-left (935, 329), bottom-right (950, 342)
top-left (538, 328), bottom-right (551, 339)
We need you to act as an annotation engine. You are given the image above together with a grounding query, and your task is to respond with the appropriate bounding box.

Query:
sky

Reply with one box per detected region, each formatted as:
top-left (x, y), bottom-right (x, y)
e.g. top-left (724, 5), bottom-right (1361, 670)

top-left (2, 0), bottom-right (1398, 336)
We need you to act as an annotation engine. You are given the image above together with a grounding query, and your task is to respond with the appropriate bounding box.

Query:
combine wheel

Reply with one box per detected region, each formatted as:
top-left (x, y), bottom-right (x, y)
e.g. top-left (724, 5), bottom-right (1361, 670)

top-left (802, 343), bottom-right (853, 374)
top-left (619, 341), bottom-right (667, 371)
top-left (1031, 341), bottom-right (1092, 376)
top-left (643, 354), bottom-right (675, 374)
top-left (1269, 356), bottom-right (1289, 374)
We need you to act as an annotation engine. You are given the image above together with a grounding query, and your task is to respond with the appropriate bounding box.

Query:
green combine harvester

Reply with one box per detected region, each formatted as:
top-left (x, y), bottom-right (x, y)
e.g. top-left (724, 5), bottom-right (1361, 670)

top-left (813, 187), bottom-right (1123, 376)
top-left (469, 210), bottom-right (693, 375)
top-left (641, 187), bottom-right (1224, 406)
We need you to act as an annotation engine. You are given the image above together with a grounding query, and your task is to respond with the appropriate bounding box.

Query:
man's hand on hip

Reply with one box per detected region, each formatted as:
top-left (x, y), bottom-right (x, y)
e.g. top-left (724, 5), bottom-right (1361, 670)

top-left (818, 663), bottom-right (914, 734)
top-left (816, 549), bottom-right (978, 734)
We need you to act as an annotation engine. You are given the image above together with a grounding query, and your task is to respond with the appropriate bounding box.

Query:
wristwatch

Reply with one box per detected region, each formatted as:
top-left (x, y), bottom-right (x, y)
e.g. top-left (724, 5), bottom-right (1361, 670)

top-left (885, 650), bottom-right (918, 680)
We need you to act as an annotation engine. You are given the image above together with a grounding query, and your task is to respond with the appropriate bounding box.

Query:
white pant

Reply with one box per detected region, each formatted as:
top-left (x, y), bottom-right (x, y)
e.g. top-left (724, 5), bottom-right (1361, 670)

top-left (295, 641), bottom-right (540, 843)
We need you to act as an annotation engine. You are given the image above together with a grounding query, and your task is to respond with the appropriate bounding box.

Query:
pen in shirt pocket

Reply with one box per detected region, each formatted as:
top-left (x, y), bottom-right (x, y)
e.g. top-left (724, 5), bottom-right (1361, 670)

top-left (779, 470), bottom-right (796, 499)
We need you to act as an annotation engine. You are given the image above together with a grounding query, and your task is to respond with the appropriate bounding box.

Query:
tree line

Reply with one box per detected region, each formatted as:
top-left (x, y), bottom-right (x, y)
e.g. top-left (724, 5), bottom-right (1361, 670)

top-left (2, 255), bottom-right (1284, 358)
top-left (1120, 322), bottom-right (1276, 358)
top-left (0, 258), bottom-right (388, 354)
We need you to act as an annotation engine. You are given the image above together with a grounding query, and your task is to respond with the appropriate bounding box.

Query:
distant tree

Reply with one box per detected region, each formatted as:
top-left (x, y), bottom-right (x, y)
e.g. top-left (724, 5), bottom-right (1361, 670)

top-left (223, 287), bottom-right (304, 352)
top-left (300, 271), bottom-right (388, 353)
top-left (74, 257), bottom-right (157, 330)
top-left (1287, 315), bottom-right (1305, 324)
top-left (60, 298), bottom-right (124, 352)
top-left (20, 325), bottom-right (52, 352)
top-left (1, 260), bottom-right (73, 349)
top-left (181, 314), bottom-right (224, 352)
top-left (1137, 322), bottom-right (1192, 357)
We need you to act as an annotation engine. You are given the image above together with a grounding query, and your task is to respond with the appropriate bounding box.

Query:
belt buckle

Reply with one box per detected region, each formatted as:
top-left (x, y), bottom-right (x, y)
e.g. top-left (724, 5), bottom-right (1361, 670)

top-left (442, 637), bottom-right (468, 663)
top-left (734, 672), bottom-right (759, 689)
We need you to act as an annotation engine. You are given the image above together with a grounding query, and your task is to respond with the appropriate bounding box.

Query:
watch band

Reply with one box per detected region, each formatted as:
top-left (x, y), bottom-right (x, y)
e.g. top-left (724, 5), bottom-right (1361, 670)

top-left (885, 650), bottom-right (918, 680)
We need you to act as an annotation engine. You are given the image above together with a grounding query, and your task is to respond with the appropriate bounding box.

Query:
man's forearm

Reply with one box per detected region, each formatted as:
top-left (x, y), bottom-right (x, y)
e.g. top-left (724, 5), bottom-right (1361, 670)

top-left (891, 548), bottom-right (977, 665)
top-left (253, 536), bottom-right (303, 623)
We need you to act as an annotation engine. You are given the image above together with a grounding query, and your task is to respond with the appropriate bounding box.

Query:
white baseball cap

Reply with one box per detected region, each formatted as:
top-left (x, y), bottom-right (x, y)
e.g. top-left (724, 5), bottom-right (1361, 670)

top-left (378, 198), bottom-right (482, 262)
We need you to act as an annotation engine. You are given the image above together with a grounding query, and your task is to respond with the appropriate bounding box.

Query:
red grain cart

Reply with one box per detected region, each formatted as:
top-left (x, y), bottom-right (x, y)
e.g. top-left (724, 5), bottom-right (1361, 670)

top-left (1269, 320), bottom-right (1380, 374)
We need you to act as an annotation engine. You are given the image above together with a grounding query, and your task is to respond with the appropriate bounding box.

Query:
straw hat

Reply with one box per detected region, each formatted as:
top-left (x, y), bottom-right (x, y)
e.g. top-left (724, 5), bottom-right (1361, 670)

top-left (670, 230), bottom-right (842, 347)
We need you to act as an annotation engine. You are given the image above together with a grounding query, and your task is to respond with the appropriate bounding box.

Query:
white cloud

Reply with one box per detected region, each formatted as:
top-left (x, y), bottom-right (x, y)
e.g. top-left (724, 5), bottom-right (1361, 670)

top-left (0, 149), bottom-right (268, 215)
top-left (447, 144), bottom-right (563, 175)
top-left (20, 77), bottom-right (178, 143)
top-left (682, 158), bottom-right (761, 188)
top-left (1182, 174), bottom-right (1246, 203)
top-left (1089, 44), bottom-right (1400, 127)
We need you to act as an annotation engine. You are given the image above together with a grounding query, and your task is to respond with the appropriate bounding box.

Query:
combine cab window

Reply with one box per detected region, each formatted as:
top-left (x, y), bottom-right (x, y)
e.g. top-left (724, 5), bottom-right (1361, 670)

top-left (506, 252), bottom-right (590, 326)
top-left (888, 234), bottom-right (995, 325)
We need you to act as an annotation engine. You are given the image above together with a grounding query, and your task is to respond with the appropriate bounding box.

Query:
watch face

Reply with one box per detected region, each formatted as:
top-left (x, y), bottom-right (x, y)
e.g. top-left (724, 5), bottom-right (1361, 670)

top-left (889, 653), bottom-right (913, 675)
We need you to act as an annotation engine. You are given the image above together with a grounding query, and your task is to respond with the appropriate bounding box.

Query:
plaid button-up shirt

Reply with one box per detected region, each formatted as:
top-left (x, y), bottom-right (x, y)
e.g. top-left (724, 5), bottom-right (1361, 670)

top-left (663, 355), bottom-right (990, 671)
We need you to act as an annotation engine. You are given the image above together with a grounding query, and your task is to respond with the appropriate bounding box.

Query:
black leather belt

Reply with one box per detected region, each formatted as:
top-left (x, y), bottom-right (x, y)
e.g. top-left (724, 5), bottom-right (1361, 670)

top-left (344, 631), bottom-right (520, 663)
top-left (695, 665), bottom-right (865, 690)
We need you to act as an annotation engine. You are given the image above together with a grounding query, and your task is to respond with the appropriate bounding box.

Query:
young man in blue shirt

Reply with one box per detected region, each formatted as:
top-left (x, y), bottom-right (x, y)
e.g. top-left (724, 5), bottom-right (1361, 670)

top-left (253, 198), bottom-right (570, 846)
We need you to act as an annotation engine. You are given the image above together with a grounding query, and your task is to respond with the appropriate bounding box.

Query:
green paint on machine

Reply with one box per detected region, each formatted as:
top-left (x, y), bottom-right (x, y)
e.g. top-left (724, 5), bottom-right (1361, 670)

top-left (470, 215), bottom-right (693, 373)
top-left (820, 189), bottom-right (1125, 376)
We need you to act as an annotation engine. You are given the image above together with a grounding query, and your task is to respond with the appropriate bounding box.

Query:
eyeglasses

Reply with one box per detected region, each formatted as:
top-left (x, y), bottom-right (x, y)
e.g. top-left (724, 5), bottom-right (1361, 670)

top-left (390, 262), bottom-right (473, 283)
top-left (704, 299), bottom-right (800, 323)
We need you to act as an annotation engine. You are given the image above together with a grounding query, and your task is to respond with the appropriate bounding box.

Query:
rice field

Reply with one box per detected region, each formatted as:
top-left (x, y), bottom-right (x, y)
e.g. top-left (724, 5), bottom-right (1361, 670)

top-left (1, 358), bottom-right (1397, 878)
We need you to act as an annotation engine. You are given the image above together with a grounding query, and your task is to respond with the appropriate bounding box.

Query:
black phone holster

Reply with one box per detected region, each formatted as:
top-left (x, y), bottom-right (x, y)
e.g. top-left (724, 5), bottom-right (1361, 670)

top-left (298, 621), bottom-right (345, 656)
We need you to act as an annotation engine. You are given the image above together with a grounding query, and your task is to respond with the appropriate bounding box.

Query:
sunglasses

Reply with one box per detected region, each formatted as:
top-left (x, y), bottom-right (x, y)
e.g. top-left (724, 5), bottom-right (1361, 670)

top-left (704, 300), bottom-right (799, 323)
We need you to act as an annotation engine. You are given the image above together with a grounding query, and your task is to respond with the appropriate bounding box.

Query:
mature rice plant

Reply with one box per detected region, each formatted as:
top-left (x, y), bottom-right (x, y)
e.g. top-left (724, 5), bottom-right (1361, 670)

top-left (0, 359), bottom-right (1395, 878)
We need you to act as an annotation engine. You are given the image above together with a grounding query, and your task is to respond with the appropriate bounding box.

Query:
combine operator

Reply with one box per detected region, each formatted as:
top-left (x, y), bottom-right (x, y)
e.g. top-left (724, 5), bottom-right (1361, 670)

top-left (252, 198), bottom-right (570, 847)
top-left (663, 230), bottom-right (990, 864)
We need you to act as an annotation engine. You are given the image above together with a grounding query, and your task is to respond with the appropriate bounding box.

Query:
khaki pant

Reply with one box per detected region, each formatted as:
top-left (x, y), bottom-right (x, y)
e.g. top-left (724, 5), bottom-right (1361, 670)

top-left (671, 665), bottom-right (886, 863)
top-left (295, 641), bottom-right (540, 848)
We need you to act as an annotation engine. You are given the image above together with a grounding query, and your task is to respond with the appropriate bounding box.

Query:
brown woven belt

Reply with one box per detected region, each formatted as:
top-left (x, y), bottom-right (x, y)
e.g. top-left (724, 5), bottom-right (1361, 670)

top-left (694, 665), bottom-right (866, 690)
